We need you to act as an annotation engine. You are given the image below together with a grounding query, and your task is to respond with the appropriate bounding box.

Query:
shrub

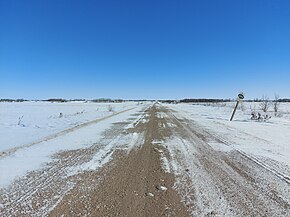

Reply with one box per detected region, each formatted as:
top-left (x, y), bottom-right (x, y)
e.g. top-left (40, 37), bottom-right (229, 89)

top-left (273, 94), bottom-right (281, 117)
top-left (260, 95), bottom-right (271, 113)
top-left (107, 105), bottom-right (114, 112)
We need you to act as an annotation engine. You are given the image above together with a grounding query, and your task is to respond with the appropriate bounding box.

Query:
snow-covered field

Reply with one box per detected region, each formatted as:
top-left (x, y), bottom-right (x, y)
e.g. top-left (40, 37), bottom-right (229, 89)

top-left (0, 101), bottom-right (136, 152)
top-left (0, 101), bottom-right (147, 187)
top-left (167, 102), bottom-right (290, 168)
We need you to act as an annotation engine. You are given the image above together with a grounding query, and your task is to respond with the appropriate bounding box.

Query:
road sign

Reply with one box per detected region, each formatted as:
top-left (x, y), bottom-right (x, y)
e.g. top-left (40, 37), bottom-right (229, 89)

top-left (238, 93), bottom-right (244, 100)
top-left (230, 92), bottom-right (245, 121)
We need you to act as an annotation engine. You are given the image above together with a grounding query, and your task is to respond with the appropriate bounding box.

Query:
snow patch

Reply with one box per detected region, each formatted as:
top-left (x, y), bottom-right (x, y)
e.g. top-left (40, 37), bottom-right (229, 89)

top-left (68, 150), bottom-right (114, 176)
top-left (166, 102), bottom-right (290, 167)
top-left (160, 154), bottom-right (171, 173)
top-left (207, 142), bottom-right (234, 152)
top-left (152, 139), bottom-right (163, 145)
top-left (126, 132), bottom-right (145, 152)
top-left (0, 104), bottom-right (149, 188)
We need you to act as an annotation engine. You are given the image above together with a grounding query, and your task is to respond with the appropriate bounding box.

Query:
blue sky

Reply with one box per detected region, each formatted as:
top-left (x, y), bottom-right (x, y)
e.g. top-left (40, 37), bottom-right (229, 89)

top-left (1, 0), bottom-right (290, 99)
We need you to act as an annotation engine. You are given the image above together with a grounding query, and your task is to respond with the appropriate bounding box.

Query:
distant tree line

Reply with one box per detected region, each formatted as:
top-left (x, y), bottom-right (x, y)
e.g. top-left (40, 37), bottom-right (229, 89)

top-left (180, 98), bottom-right (232, 103)
top-left (277, 98), bottom-right (290, 102)
top-left (45, 98), bottom-right (125, 103)
top-left (45, 98), bottom-right (68, 102)
top-left (91, 98), bottom-right (124, 103)
top-left (0, 98), bottom-right (124, 103)
top-left (0, 99), bottom-right (28, 102)
top-left (1, 98), bottom-right (290, 103)
top-left (246, 98), bottom-right (290, 102)
top-left (160, 99), bottom-right (232, 103)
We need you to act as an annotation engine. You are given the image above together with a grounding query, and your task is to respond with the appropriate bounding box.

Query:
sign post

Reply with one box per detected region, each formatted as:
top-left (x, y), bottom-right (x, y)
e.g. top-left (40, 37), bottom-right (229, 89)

top-left (230, 93), bottom-right (244, 121)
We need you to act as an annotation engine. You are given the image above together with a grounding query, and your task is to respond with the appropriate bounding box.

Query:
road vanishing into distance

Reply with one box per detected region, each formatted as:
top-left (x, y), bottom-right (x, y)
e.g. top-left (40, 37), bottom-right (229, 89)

top-left (1, 103), bottom-right (290, 216)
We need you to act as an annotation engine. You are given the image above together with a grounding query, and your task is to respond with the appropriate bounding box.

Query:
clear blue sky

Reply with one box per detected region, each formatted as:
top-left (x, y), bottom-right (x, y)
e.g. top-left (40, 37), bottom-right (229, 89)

top-left (1, 0), bottom-right (289, 99)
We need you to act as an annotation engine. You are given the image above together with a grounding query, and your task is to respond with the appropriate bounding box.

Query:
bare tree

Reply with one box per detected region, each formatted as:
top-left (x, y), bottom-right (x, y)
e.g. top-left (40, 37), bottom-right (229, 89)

top-left (273, 94), bottom-right (280, 117)
top-left (260, 95), bottom-right (270, 113)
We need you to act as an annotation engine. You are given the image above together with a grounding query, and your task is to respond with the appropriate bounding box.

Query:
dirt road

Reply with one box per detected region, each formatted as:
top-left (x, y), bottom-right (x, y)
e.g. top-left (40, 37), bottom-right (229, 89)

top-left (1, 103), bottom-right (290, 216)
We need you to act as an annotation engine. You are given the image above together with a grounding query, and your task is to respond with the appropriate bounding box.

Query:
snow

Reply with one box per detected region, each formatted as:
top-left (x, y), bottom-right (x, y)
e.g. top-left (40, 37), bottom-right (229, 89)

top-left (146, 192), bottom-right (154, 197)
top-left (67, 131), bottom-right (145, 176)
top-left (67, 149), bottom-right (114, 175)
top-left (159, 102), bottom-right (290, 216)
top-left (0, 101), bottom-right (136, 152)
top-left (0, 101), bottom-right (148, 188)
top-left (1, 100), bottom-right (289, 204)
top-left (126, 132), bottom-right (144, 153)
top-left (159, 186), bottom-right (167, 191)
top-left (166, 102), bottom-right (290, 167)
top-left (207, 141), bottom-right (234, 152)
top-left (125, 111), bottom-right (149, 130)
top-left (160, 155), bottom-right (171, 173)
top-left (160, 135), bottom-right (234, 216)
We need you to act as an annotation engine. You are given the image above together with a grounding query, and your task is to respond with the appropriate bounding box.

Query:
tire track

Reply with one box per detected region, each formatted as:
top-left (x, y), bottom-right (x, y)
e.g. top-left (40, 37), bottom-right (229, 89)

top-left (48, 104), bottom-right (190, 217)
top-left (160, 104), bottom-right (290, 216)
top-left (170, 106), bottom-right (290, 184)
top-left (0, 106), bottom-right (148, 216)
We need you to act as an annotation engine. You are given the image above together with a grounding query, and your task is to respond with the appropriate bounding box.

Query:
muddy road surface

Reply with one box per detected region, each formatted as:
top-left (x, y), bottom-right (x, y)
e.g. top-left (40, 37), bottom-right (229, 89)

top-left (1, 103), bottom-right (289, 216)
